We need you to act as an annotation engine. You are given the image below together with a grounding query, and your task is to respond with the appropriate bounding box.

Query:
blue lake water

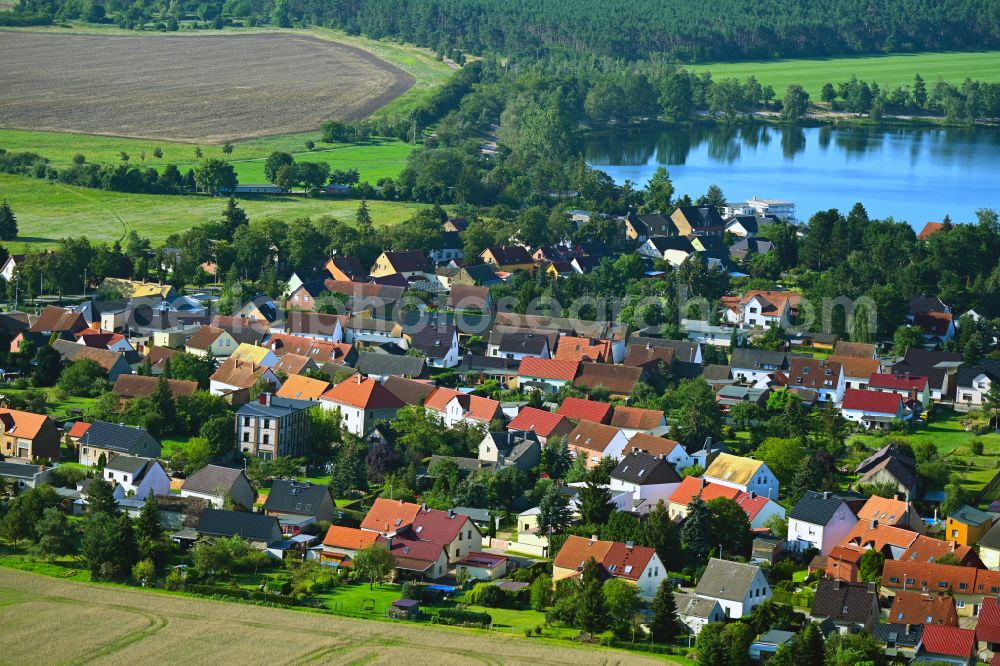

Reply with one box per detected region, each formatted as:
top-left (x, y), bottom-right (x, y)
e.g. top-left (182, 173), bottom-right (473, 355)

top-left (584, 124), bottom-right (1000, 226)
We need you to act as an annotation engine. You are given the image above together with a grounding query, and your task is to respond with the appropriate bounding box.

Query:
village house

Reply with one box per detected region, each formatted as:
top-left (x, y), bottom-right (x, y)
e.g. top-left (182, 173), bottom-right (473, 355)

top-left (209, 357), bottom-right (281, 397)
top-left (572, 363), bottom-right (643, 399)
top-left (0, 408), bottom-right (61, 461)
top-left (638, 235), bottom-right (694, 265)
top-left (479, 245), bottom-right (534, 273)
top-left (703, 452), bottom-right (779, 499)
top-left (112, 375), bottom-right (198, 402)
top-left (626, 433), bottom-right (694, 474)
top-left (829, 355), bottom-right (881, 390)
top-left (423, 386), bottom-right (503, 428)
top-left (609, 406), bottom-right (666, 436)
top-left (881, 560), bottom-right (1000, 617)
top-left (667, 476), bottom-right (741, 521)
top-left (517, 357), bottom-right (578, 394)
top-left (319, 525), bottom-right (379, 567)
top-left (477, 431), bottom-right (541, 471)
top-left (788, 491), bottom-right (859, 555)
top-left (671, 206), bottom-right (726, 236)
top-left (730, 348), bottom-right (791, 384)
top-left (0, 461), bottom-right (55, 491)
top-left (361, 498), bottom-right (484, 564)
top-left (552, 535), bottom-right (665, 599)
top-left (180, 464), bottom-right (256, 509)
top-left (447, 285), bottom-right (493, 313)
top-left (355, 352), bottom-right (425, 381)
top-left (565, 420), bottom-right (630, 468)
top-left (505, 407), bottom-right (574, 445)
top-left (320, 375), bottom-right (404, 436)
top-left (556, 396), bottom-right (613, 424)
top-left (196, 509), bottom-right (282, 550)
top-left (868, 372), bottom-right (932, 407)
top-left (609, 450), bottom-right (682, 514)
top-left (786, 357), bottom-right (845, 404)
top-left (977, 523), bottom-right (1000, 570)
top-left (263, 480), bottom-right (336, 534)
top-left (370, 250), bottom-right (432, 280)
top-left (840, 389), bottom-right (905, 430)
top-left (811, 580), bottom-right (880, 633)
top-left (51, 339), bottom-right (132, 382)
top-left (945, 505), bottom-right (995, 547)
top-left (956, 359), bottom-right (1000, 408)
top-left (102, 456), bottom-right (169, 500)
top-left (889, 590), bottom-right (959, 627)
top-left (489, 329), bottom-right (552, 361)
top-left (28, 305), bottom-right (88, 337)
top-left (724, 290), bottom-right (800, 329)
top-left (695, 558), bottom-right (771, 618)
top-left (77, 422), bottom-right (161, 467)
top-left (553, 336), bottom-right (612, 363)
top-left (236, 393), bottom-right (312, 461)
top-left (913, 625), bottom-right (976, 666)
top-left (674, 591), bottom-right (726, 635)
top-left (856, 495), bottom-right (924, 533)
top-left (406, 325), bottom-right (460, 368)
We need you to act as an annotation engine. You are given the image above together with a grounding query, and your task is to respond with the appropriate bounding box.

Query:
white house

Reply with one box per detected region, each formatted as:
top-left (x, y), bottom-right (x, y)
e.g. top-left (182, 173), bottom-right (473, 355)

top-left (786, 357), bottom-right (846, 405)
top-left (729, 290), bottom-right (799, 329)
top-left (408, 326), bottom-right (460, 369)
top-left (840, 389), bottom-right (904, 429)
top-left (179, 464), bottom-right (256, 510)
top-left (787, 491), bottom-right (859, 555)
top-left (955, 360), bottom-right (1000, 408)
top-left (552, 535), bottom-right (666, 600)
top-left (695, 558), bottom-right (772, 618)
top-left (320, 376), bottom-right (405, 436)
top-left (737, 492), bottom-right (787, 530)
top-left (103, 456), bottom-right (169, 500)
top-left (638, 236), bottom-right (695, 266)
top-left (675, 591), bottom-right (726, 635)
top-left (609, 450), bottom-right (682, 515)
top-left (703, 452), bottom-right (779, 499)
top-left (730, 348), bottom-right (790, 385)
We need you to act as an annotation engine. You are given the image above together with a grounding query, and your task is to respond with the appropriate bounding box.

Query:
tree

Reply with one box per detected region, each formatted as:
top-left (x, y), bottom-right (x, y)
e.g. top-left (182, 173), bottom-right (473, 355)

top-left (136, 493), bottom-right (172, 572)
top-left (601, 511), bottom-right (642, 543)
top-left (696, 623), bottom-right (728, 666)
top-left (824, 631), bottom-right (882, 666)
top-left (754, 437), bottom-right (806, 488)
top-left (578, 479), bottom-right (613, 525)
top-left (681, 496), bottom-right (711, 556)
top-left (170, 353), bottom-right (216, 389)
top-left (725, 622), bottom-right (756, 666)
top-left (530, 573), bottom-right (554, 610)
top-left (0, 200), bottom-right (18, 240)
top-left (781, 84), bottom-right (810, 122)
top-left (353, 544), bottom-right (395, 590)
top-left (764, 512), bottom-right (788, 540)
top-left (820, 83), bottom-right (836, 104)
top-left (577, 557), bottom-right (610, 634)
top-left (913, 73), bottom-right (927, 108)
top-left (2, 498), bottom-right (33, 547)
top-left (649, 578), bottom-right (678, 642)
top-left (537, 484), bottom-right (572, 536)
top-left (858, 549), bottom-right (884, 583)
top-left (82, 512), bottom-right (137, 581)
top-left (355, 198), bottom-right (373, 230)
top-left (643, 500), bottom-right (680, 565)
top-left (32, 345), bottom-right (63, 387)
top-left (603, 578), bottom-right (641, 635)
top-left (199, 415), bottom-right (235, 457)
top-left (892, 325), bottom-right (923, 355)
top-left (673, 378), bottom-right (722, 447)
top-left (33, 506), bottom-right (72, 559)
top-left (983, 382), bottom-right (1000, 429)
top-left (86, 477), bottom-right (118, 515)
top-left (542, 438), bottom-right (572, 479)
top-left (707, 497), bottom-right (752, 557)
top-left (194, 159), bottom-right (238, 194)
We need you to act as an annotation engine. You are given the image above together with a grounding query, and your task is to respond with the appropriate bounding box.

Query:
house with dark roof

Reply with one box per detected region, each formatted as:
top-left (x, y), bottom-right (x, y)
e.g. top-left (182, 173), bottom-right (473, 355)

top-left (573, 363), bottom-right (643, 399)
top-left (788, 491), bottom-right (859, 555)
top-left (956, 359), bottom-right (1000, 409)
top-left (477, 431), bottom-right (541, 471)
top-left (694, 558), bottom-right (770, 618)
top-left (406, 324), bottom-right (459, 368)
top-left (671, 206), bottom-right (726, 237)
top-left (29, 306), bottom-right (88, 337)
top-left (263, 480), bottom-right (336, 533)
top-left (325, 255), bottom-right (367, 282)
top-left (811, 580), bottom-right (880, 633)
top-left (609, 450), bottom-right (681, 514)
top-left (447, 285), bottom-right (493, 313)
top-left (638, 235), bottom-right (695, 265)
top-left (112, 375), bottom-right (198, 401)
top-left (361, 498), bottom-right (483, 565)
top-left (196, 508), bottom-right (282, 549)
top-left (370, 250), bottom-right (432, 280)
top-left (730, 348), bottom-right (791, 384)
top-left (180, 464), bottom-right (255, 509)
top-left (51, 339), bottom-right (132, 381)
top-left (945, 504), bottom-right (995, 547)
top-left (674, 591), bottom-right (725, 635)
top-left (236, 394), bottom-right (313, 460)
top-left (102, 455), bottom-right (169, 500)
top-left (0, 461), bottom-right (55, 491)
top-left (479, 245), bottom-right (534, 273)
top-left (77, 422), bottom-right (161, 467)
top-left (354, 351), bottom-right (425, 381)
top-left (872, 623), bottom-right (923, 660)
top-left (488, 329), bottom-right (551, 361)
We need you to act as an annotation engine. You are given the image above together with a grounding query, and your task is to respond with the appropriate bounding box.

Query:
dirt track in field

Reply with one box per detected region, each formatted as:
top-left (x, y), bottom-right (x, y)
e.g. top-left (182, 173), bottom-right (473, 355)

top-left (0, 31), bottom-right (414, 142)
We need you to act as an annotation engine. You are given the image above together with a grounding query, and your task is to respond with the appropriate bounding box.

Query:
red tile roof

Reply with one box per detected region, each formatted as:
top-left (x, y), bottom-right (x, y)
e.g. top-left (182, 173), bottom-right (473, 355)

top-left (841, 388), bottom-right (903, 414)
top-left (67, 421), bottom-right (91, 438)
top-left (360, 498), bottom-right (421, 533)
top-left (914, 311), bottom-right (953, 338)
top-left (573, 363), bottom-right (643, 395)
top-left (668, 476), bottom-right (741, 507)
top-left (735, 493), bottom-right (772, 521)
top-left (557, 396), bottom-right (613, 424)
top-left (553, 534), bottom-right (613, 571)
top-left (901, 535), bottom-right (979, 566)
top-left (321, 375), bottom-right (404, 411)
top-left (881, 560), bottom-right (983, 595)
top-left (868, 372), bottom-right (928, 391)
top-left (423, 387), bottom-right (501, 423)
top-left (602, 541), bottom-right (655, 581)
top-left (507, 407), bottom-right (572, 438)
top-left (610, 406), bottom-right (664, 430)
top-left (411, 506), bottom-right (476, 546)
top-left (977, 597), bottom-right (1000, 644)
top-left (841, 521), bottom-right (919, 551)
top-left (828, 545), bottom-right (864, 564)
top-left (918, 221), bottom-right (945, 240)
top-left (920, 625), bottom-right (975, 658)
top-left (889, 590), bottom-right (958, 627)
top-left (553, 336), bottom-right (611, 363)
top-left (518, 357), bottom-right (579, 382)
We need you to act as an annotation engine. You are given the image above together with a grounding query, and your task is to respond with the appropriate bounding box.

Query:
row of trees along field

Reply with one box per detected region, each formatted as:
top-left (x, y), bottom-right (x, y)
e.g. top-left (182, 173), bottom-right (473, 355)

top-left (8, 0), bottom-right (1000, 61)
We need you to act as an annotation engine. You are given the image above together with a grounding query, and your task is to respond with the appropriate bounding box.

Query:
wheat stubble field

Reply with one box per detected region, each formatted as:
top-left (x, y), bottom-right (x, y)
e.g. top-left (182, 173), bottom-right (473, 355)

top-left (0, 31), bottom-right (415, 142)
top-left (0, 568), bottom-right (666, 665)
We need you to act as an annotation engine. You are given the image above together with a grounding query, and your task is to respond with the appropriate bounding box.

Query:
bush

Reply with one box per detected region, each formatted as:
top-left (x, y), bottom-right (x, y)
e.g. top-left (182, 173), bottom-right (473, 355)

top-left (467, 582), bottom-right (505, 607)
top-left (187, 583), bottom-right (298, 607)
top-left (436, 608), bottom-right (492, 627)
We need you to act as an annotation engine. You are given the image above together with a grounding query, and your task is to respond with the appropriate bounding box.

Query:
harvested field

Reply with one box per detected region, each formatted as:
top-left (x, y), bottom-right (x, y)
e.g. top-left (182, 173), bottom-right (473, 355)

top-left (0, 568), bottom-right (672, 665)
top-left (0, 31), bottom-right (415, 142)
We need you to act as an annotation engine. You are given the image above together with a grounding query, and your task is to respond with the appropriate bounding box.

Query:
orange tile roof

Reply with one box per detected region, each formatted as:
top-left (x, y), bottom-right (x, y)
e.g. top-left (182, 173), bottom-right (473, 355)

top-left (566, 420), bottom-right (622, 453)
top-left (828, 545), bottom-right (864, 564)
top-left (67, 421), bottom-right (91, 438)
top-left (610, 406), bottom-right (664, 430)
top-left (857, 495), bottom-right (913, 527)
top-left (841, 521), bottom-right (918, 551)
top-left (918, 221), bottom-right (945, 240)
top-left (507, 407), bottom-right (572, 438)
top-left (553, 535), bottom-right (614, 571)
top-left (321, 375), bottom-right (405, 411)
top-left (423, 387), bottom-right (501, 423)
top-left (0, 408), bottom-right (50, 440)
top-left (889, 590), bottom-right (958, 626)
top-left (668, 476), bottom-right (741, 507)
top-left (553, 336), bottom-right (612, 363)
top-left (741, 290), bottom-right (801, 315)
top-left (556, 396), bottom-right (613, 424)
top-left (518, 357), bottom-right (579, 382)
top-left (829, 355), bottom-right (881, 380)
top-left (323, 525), bottom-right (379, 551)
top-left (881, 559), bottom-right (979, 593)
top-left (276, 374), bottom-right (331, 401)
top-left (602, 541), bottom-right (655, 581)
top-left (360, 498), bottom-right (421, 533)
top-left (625, 433), bottom-right (682, 457)
top-left (901, 535), bottom-right (979, 566)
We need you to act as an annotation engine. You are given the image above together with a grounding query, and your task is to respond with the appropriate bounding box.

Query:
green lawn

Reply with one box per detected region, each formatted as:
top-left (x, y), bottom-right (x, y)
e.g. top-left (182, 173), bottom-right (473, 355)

top-left (693, 50), bottom-right (1000, 99)
top-left (0, 386), bottom-right (97, 422)
top-left (0, 173), bottom-right (426, 248)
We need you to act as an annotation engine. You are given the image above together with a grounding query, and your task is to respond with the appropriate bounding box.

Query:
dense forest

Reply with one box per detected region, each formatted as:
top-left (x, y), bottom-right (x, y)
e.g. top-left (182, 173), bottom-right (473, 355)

top-left (8, 0), bottom-right (1000, 61)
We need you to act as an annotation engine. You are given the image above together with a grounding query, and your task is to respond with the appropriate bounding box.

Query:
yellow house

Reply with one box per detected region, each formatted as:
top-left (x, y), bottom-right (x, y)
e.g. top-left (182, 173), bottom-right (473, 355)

top-left (507, 507), bottom-right (550, 557)
top-left (229, 343), bottom-right (280, 369)
top-left (945, 505), bottom-right (994, 547)
top-left (184, 326), bottom-right (239, 358)
top-left (480, 246), bottom-right (535, 274)
top-left (369, 251), bottom-right (431, 279)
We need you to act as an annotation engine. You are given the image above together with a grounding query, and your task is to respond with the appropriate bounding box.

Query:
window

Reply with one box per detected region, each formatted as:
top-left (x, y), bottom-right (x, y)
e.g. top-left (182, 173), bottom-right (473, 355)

top-left (242, 432), bottom-right (250, 443)
top-left (244, 417), bottom-right (251, 426)
top-left (952, 529), bottom-right (959, 537)
top-left (263, 419), bottom-right (271, 429)
top-left (959, 582), bottom-right (968, 590)
top-left (262, 434), bottom-right (269, 445)
top-left (956, 600), bottom-right (966, 608)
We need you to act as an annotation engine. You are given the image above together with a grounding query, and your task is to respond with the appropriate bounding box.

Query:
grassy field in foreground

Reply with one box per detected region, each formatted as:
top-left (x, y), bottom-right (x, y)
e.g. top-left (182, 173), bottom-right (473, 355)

top-left (0, 173), bottom-right (425, 248)
top-left (0, 568), bottom-right (677, 666)
top-left (694, 50), bottom-right (1000, 99)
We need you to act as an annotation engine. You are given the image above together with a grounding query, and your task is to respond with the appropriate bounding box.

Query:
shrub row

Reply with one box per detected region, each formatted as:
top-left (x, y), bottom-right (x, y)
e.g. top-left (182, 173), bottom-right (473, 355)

top-left (435, 608), bottom-right (492, 627)
top-left (186, 583), bottom-right (298, 607)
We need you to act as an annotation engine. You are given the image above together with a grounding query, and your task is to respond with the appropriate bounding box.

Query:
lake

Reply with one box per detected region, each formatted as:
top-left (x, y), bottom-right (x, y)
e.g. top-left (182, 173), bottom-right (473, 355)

top-left (584, 124), bottom-right (1000, 226)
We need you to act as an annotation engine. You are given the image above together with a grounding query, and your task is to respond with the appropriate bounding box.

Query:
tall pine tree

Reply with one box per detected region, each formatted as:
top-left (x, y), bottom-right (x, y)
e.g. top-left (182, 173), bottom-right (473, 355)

top-left (0, 200), bottom-right (18, 241)
top-left (576, 557), bottom-right (610, 635)
top-left (649, 579), bottom-right (678, 642)
top-left (681, 496), bottom-right (711, 556)
top-left (356, 198), bottom-right (373, 231)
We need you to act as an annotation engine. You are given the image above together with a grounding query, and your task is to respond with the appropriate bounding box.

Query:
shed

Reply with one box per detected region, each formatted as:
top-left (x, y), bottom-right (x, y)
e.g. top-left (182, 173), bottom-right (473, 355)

top-left (389, 598), bottom-right (420, 620)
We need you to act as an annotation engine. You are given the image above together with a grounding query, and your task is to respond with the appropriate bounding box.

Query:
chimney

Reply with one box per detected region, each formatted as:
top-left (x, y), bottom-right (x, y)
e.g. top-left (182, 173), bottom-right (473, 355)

top-left (421, 503), bottom-right (427, 512)
top-left (871, 519), bottom-right (878, 529)
top-left (625, 541), bottom-right (633, 550)
top-left (591, 534), bottom-right (599, 542)
top-left (448, 509), bottom-right (455, 519)
top-left (823, 491), bottom-right (831, 500)
top-left (749, 491), bottom-right (756, 500)
top-left (385, 536), bottom-right (392, 550)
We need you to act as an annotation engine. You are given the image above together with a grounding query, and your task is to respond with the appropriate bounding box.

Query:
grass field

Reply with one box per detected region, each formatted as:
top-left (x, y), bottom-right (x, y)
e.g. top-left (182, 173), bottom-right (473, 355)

top-left (694, 50), bottom-right (1000, 99)
top-left (0, 173), bottom-right (425, 248)
top-left (0, 568), bottom-right (676, 665)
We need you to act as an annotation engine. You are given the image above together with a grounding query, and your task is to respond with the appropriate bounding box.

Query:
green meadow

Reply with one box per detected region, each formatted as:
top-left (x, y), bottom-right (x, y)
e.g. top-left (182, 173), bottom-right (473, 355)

top-left (0, 173), bottom-right (425, 248)
top-left (694, 50), bottom-right (1000, 99)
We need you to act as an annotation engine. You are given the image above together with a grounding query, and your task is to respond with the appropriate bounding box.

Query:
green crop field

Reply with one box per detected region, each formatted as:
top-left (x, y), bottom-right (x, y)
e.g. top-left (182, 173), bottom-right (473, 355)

top-left (0, 173), bottom-right (425, 248)
top-left (694, 50), bottom-right (1000, 99)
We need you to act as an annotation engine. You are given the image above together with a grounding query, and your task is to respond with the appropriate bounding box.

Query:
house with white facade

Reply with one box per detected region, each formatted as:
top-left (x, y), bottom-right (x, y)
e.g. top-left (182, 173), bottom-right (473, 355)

top-left (730, 348), bottom-right (790, 384)
top-left (552, 535), bottom-right (666, 599)
top-left (703, 452), bottom-right (779, 499)
top-left (956, 359), bottom-right (1000, 408)
top-left (840, 389), bottom-right (904, 430)
top-left (787, 490), bottom-right (859, 555)
top-left (320, 375), bottom-right (405, 436)
top-left (786, 357), bottom-right (846, 404)
top-left (103, 456), bottom-right (169, 500)
top-left (675, 591), bottom-right (726, 635)
top-left (609, 450), bottom-right (682, 515)
top-left (695, 558), bottom-right (772, 618)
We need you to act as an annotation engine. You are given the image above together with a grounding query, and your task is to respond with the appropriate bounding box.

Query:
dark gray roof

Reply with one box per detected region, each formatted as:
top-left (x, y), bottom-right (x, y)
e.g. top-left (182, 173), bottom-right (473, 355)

top-left (262, 480), bottom-right (330, 516)
top-left (978, 522), bottom-right (1000, 550)
top-left (628, 335), bottom-right (699, 363)
top-left (0, 461), bottom-right (45, 479)
top-left (694, 559), bottom-right (762, 602)
top-left (900, 348), bottom-right (962, 368)
top-left (382, 375), bottom-right (436, 405)
top-left (811, 580), bottom-right (877, 623)
top-left (461, 264), bottom-right (501, 285)
top-left (872, 622), bottom-right (922, 648)
top-left (675, 206), bottom-right (725, 228)
top-left (485, 430), bottom-right (540, 455)
top-left (789, 490), bottom-right (847, 525)
top-left (455, 354), bottom-right (520, 374)
top-left (197, 508), bottom-right (279, 542)
top-left (674, 591), bottom-right (720, 619)
top-left (78, 421), bottom-right (158, 454)
top-left (956, 359), bottom-right (1000, 389)
top-left (409, 325), bottom-right (456, 360)
top-left (611, 451), bottom-right (681, 486)
top-left (104, 455), bottom-right (152, 475)
top-left (495, 331), bottom-right (549, 355)
top-left (702, 364), bottom-right (733, 381)
top-left (355, 351), bottom-right (426, 378)
top-left (182, 465), bottom-right (247, 497)
top-left (731, 348), bottom-right (790, 371)
top-left (854, 444), bottom-right (915, 475)
top-left (909, 295), bottom-right (948, 315)
top-left (646, 235), bottom-right (694, 253)
top-left (236, 395), bottom-right (314, 418)
top-left (452, 507), bottom-right (490, 523)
